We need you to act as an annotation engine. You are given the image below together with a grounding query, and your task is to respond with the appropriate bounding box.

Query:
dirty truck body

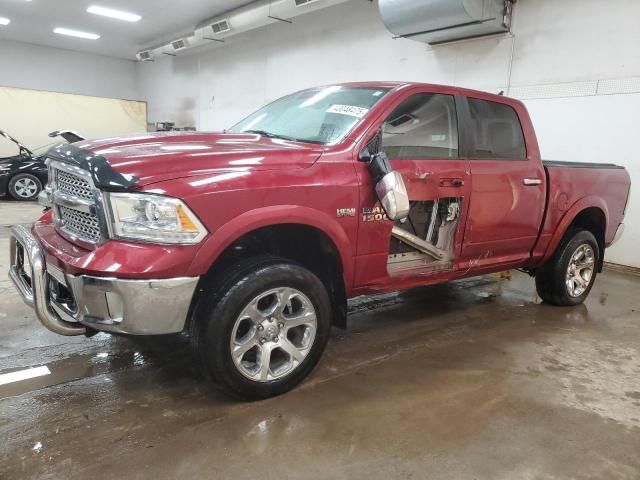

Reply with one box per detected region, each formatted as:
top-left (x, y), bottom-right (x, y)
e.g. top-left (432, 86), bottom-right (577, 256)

top-left (9, 82), bottom-right (631, 399)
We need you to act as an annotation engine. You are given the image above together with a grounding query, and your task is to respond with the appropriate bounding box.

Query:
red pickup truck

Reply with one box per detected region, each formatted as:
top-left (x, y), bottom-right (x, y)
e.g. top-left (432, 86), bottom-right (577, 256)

top-left (9, 82), bottom-right (631, 399)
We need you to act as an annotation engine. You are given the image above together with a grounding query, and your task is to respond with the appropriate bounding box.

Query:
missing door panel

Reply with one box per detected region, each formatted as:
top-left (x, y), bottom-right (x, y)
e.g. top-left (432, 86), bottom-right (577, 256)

top-left (387, 197), bottom-right (462, 276)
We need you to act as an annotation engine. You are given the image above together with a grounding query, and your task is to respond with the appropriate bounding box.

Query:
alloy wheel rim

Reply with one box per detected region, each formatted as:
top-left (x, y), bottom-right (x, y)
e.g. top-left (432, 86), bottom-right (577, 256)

top-left (565, 244), bottom-right (595, 297)
top-left (14, 178), bottom-right (38, 198)
top-left (230, 287), bottom-right (317, 382)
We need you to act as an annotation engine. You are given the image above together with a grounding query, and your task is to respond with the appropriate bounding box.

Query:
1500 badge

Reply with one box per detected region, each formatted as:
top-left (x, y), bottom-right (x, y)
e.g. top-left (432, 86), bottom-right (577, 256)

top-left (362, 206), bottom-right (389, 222)
top-left (337, 206), bottom-right (389, 221)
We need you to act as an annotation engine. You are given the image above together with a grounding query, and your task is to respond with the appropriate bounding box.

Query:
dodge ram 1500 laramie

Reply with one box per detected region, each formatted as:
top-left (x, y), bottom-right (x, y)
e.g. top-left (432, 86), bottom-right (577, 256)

top-left (9, 82), bottom-right (631, 399)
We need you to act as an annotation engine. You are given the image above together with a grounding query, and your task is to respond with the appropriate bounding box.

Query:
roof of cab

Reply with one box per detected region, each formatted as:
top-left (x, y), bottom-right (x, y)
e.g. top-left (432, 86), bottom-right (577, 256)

top-left (327, 81), bottom-right (515, 103)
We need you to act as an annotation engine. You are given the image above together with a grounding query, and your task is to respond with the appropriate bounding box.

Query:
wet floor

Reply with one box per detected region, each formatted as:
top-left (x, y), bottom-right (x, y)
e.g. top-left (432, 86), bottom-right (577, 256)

top-left (1, 201), bottom-right (640, 479)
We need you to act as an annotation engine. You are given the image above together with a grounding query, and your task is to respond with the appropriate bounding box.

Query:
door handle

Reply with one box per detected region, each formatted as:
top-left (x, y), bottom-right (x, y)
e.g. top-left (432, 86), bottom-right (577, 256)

top-left (523, 178), bottom-right (542, 186)
top-left (440, 178), bottom-right (464, 188)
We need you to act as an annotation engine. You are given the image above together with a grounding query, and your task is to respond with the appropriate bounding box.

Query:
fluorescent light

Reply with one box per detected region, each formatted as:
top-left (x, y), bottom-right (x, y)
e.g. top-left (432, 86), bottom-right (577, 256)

top-left (87, 5), bottom-right (141, 22)
top-left (54, 27), bottom-right (100, 40)
top-left (0, 17), bottom-right (10, 26)
top-left (0, 366), bottom-right (51, 386)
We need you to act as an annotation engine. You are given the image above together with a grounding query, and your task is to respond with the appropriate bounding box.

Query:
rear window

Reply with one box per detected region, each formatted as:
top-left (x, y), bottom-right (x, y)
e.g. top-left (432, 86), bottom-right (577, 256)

top-left (468, 98), bottom-right (526, 160)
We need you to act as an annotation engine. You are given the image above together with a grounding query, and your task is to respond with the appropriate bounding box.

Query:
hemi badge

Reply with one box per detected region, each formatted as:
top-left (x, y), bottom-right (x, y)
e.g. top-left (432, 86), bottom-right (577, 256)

top-left (337, 208), bottom-right (356, 218)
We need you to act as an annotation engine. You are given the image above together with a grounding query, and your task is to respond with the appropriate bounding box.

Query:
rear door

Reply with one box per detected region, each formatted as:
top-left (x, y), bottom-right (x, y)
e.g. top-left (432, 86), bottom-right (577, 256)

top-left (458, 96), bottom-right (546, 270)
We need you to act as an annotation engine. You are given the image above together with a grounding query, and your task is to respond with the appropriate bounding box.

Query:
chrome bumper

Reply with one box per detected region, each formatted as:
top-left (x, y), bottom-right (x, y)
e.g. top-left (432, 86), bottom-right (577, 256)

top-left (8, 225), bottom-right (199, 336)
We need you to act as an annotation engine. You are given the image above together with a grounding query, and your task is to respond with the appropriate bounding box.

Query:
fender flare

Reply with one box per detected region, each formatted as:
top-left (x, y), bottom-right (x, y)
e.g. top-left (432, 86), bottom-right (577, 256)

top-left (187, 205), bottom-right (355, 287)
top-left (540, 196), bottom-right (609, 265)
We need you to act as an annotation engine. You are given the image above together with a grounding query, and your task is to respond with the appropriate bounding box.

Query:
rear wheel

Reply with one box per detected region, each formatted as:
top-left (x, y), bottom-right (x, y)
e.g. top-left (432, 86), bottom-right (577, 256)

top-left (535, 228), bottom-right (599, 306)
top-left (192, 256), bottom-right (331, 400)
top-left (8, 173), bottom-right (42, 201)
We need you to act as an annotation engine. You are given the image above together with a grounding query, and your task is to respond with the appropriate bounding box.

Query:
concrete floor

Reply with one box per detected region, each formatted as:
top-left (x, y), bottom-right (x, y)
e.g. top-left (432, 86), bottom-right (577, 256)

top-left (1, 199), bottom-right (640, 480)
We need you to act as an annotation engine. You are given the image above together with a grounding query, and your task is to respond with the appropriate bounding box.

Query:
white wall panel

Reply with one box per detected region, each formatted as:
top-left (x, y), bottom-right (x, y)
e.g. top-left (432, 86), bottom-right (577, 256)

top-left (0, 39), bottom-right (138, 100)
top-left (0, 86), bottom-right (147, 156)
top-left (511, 0), bottom-right (640, 86)
top-left (137, 55), bottom-right (199, 128)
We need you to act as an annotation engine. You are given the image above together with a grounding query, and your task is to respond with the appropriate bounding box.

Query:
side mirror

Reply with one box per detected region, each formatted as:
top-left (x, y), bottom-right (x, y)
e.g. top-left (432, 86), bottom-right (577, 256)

top-left (367, 152), bottom-right (409, 221)
top-left (359, 128), bottom-right (383, 162)
top-left (358, 146), bottom-right (372, 162)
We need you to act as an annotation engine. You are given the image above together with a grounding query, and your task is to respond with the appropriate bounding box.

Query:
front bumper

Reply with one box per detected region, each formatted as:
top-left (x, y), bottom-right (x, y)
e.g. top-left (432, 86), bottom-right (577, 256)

top-left (8, 224), bottom-right (199, 336)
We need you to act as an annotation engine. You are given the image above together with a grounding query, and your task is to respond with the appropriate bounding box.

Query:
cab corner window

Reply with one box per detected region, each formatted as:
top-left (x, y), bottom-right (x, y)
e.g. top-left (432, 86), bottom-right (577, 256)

top-left (468, 98), bottom-right (527, 160)
top-left (382, 93), bottom-right (458, 160)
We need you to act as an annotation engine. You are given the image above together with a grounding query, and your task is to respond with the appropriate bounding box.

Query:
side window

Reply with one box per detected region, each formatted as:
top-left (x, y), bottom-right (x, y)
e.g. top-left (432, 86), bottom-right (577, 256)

top-left (468, 98), bottom-right (527, 159)
top-left (382, 93), bottom-right (458, 160)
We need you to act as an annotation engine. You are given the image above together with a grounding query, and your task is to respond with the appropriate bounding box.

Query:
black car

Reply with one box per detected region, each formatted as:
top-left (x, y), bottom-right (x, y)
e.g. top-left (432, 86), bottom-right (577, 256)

top-left (0, 129), bottom-right (84, 201)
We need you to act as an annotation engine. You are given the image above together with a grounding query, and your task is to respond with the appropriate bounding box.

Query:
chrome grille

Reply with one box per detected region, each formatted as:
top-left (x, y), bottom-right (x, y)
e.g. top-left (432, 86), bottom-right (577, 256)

top-left (55, 169), bottom-right (93, 200)
top-left (48, 161), bottom-right (103, 245)
top-left (58, 206), bottom-right (101, 243)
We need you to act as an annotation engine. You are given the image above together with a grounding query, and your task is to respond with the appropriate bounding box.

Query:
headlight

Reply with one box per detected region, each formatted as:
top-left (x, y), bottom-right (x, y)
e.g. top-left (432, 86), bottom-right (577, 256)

top-left (107, 192), bottom-right (207, 244)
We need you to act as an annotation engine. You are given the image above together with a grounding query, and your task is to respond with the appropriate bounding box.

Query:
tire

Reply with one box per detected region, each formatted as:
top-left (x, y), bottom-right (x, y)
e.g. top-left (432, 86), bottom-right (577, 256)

top-left (8, 173), bottom-right (42, 201)
top-left (192, 256), bottom-right (332, 400)
top-left (535, 228), bottom-right (599, 306)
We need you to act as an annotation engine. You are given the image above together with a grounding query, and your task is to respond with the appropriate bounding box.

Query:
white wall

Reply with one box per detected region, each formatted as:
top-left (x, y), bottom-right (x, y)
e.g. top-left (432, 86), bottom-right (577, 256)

top-left (0, 86), bottom-right (147, 156)
top-left (136, 0), bottom-right (639, 267)
top-left (0, 39), bottom-right (138, 100)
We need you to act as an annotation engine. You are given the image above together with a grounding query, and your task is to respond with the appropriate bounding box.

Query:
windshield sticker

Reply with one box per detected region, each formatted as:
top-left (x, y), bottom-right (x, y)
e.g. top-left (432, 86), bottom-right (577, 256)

top-left (327, 104), bottom-right (369, 118)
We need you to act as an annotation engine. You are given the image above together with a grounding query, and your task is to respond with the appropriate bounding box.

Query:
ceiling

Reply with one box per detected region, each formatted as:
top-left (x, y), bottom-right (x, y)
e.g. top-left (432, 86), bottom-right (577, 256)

top-left (0, 0), bottom-right (256, 59)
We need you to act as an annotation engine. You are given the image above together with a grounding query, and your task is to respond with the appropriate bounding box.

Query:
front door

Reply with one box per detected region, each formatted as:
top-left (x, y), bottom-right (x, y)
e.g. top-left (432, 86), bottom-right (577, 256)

top-left (354, 90), bottom-right (471, 287)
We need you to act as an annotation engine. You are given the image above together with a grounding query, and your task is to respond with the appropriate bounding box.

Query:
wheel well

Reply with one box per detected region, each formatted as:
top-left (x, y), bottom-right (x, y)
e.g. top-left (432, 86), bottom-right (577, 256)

top-left (195, 224), bottom-right (347, 329)
top-left (568, 207), bottom-right (606, 272)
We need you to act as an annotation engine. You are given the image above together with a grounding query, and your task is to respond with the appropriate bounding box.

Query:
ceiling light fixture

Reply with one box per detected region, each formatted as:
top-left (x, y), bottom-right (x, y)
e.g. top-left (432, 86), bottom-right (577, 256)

top-left (53, 27), bottom-right (100, 40)
top-left (87, 5), bottom-right (141, 22)
top-left (0, 17), bottom-right (10, 26)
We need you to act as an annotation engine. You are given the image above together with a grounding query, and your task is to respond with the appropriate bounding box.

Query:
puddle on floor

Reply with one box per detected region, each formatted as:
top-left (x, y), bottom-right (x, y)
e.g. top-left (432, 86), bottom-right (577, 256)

top-left (0, 350), bottom-right (153, 399)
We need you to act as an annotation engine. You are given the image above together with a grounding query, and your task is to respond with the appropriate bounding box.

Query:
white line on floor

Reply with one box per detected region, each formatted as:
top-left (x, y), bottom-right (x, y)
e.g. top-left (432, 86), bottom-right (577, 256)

top-left (0, 366), bottom-right (51, 386)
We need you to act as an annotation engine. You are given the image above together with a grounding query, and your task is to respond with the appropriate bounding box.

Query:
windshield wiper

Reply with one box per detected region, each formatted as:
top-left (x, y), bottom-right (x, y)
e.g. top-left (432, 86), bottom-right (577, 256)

top-left (242, 129), bottom-right (298, 142)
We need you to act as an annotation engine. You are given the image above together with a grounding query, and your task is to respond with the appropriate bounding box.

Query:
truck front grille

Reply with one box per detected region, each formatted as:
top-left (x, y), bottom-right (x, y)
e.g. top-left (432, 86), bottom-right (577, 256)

top-left (55, 169), bottom-right (93, 200)
top-left (58, 205), bottom-right (101, 243)
top-left (49, 162), bottom-right (104, 245)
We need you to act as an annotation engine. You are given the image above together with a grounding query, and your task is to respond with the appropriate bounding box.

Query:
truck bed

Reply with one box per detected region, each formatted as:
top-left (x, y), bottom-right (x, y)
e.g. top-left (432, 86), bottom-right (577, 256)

top-left (536, 161), bottom-right (630, 262)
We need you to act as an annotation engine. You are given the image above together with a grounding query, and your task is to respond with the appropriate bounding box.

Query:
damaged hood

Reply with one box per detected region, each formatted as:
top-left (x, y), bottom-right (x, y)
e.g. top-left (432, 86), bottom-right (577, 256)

top-left (61, 131), bottom-right (324, 188)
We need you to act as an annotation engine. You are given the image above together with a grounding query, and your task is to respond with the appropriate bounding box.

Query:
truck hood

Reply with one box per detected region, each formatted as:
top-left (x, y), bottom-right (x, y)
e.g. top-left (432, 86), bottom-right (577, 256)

top-left (75, 132), bottom-right (324, 186)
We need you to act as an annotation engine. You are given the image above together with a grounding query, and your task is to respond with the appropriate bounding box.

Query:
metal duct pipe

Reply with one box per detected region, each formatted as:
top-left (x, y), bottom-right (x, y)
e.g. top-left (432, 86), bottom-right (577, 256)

top-left (141, 0), bottom-right (354, 60)
top-left (391, 226), bottom-right (448, 261)
top-left (378, 0), bottom-right (511, 45)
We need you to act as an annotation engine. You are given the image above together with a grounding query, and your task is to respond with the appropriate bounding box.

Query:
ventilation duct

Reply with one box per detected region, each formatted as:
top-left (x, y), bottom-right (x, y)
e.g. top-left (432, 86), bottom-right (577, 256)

top-left (210, 19), bottom-right (231, 34)
top-left (171, 38), bottom-right (189, 50)
top-left (378, 0), bottom-right (513, 45)
top-left (136, 50), bottom-right (153, 62)
top-left (137, 0), bottom-right (352, 61)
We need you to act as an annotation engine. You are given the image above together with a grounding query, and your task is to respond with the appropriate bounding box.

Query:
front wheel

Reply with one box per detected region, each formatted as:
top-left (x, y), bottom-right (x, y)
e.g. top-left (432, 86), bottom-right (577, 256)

top-left (8, 173), bottom-right (42, 201)
top-left (535, 228), bottom-right (599, 306)
top-left (192, 257), bottom-right (332, 400)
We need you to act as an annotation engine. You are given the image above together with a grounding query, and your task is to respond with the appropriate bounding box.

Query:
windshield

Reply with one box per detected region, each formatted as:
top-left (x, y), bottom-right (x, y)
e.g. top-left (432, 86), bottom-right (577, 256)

top-left (228, 86), bottom-right (390, 145)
